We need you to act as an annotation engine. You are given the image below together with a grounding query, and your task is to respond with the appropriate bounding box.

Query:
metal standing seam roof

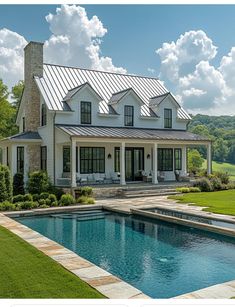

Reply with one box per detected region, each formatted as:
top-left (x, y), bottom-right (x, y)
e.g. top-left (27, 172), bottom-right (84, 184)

top-left (35, 64), bottom-right (191, 120)
top-left (0, 131), bottom-right (41, 142)
top-left (57, 125), bottom-right (210, 142)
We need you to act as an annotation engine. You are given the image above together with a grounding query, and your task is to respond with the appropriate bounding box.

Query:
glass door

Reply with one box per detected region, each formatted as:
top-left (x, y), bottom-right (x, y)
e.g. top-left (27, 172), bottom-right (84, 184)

top-left (133, 148), bottom-right (144, 181)
top-left (125, 148), bottom-right (144, 181)
top-left (125, 148), bottom-right (133, 181)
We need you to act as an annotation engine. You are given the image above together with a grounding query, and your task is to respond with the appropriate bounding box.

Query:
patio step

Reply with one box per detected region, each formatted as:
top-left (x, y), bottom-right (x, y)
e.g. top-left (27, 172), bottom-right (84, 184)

top-left (124, 189), bottom-right (179, 198)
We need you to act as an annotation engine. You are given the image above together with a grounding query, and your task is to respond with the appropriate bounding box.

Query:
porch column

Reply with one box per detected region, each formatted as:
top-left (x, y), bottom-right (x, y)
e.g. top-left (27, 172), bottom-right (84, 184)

top-left (152, 143), bottom-right (158, 184)
top-left (207, 142), bottom-right (212, 175)
top-left (182, 146), bottom-right (187, 176)
top-left (120, 142), bottom-right (126, 185)
top-left (71, 138), bottom-right (77, 188)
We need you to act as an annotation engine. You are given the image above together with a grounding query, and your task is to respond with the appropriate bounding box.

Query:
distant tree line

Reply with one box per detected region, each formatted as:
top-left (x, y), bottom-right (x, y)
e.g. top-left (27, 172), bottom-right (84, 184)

top-left (188, 114), bottom-right (235, 164)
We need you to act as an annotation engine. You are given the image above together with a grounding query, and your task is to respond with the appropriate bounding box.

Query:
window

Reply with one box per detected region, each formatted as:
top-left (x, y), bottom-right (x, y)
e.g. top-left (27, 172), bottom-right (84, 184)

top-left (124, 105), bottom-right (134, 126)
top-left (80, 147), bottom-right (105, 174)
top-left (81, 101), bottom-right (91, 124)
top-left (174, 148), bottom-right (182, 170)
top-left (63, 146), bottom-right (71, 172)
top-left (22, 117), bottom-right (25, 132)
top-left (6, 147), bottom-right (9, 166)
top-left (17, 146), bottom-right (24, 174)
top-left (158, 148), bottom-right (173, 171)
top-left (164, 108), bottom-right (172, 128)
top-left (114, 147), bottom-right (120, 172)
top-left (41, 146), bottom-right (47, 171)
top-left (41, 104), bottom-right (47, 126)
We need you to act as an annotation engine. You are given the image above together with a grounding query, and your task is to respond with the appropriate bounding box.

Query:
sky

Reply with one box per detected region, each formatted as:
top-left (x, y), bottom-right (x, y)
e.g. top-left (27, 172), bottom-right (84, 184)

top-left (1, 4), bottom-right (235, 115)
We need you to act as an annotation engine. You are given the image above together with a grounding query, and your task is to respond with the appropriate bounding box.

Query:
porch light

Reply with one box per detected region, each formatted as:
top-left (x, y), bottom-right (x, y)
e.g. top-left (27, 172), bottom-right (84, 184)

top-left (147, 154), bottom-right (151, 159)
top-left (107, 153), bottom-right (112, 159)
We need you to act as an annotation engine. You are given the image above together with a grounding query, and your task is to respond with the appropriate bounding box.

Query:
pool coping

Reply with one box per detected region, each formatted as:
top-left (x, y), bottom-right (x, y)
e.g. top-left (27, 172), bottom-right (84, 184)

top-left (131, 208), bottom-right (235, 238)
top-left (2, 204), bottom-right (235, 299)
top-left (0, 212), bottom-right (149, 299)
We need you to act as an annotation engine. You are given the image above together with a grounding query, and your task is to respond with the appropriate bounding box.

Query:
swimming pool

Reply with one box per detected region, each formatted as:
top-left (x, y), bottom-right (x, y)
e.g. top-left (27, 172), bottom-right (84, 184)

top-left (16, 210), bottom-right (235, 298)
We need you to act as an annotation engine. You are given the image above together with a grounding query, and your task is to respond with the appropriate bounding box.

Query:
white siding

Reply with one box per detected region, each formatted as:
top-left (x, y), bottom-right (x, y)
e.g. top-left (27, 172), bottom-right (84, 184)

top-left (54, 89), bottom-right (188, 130)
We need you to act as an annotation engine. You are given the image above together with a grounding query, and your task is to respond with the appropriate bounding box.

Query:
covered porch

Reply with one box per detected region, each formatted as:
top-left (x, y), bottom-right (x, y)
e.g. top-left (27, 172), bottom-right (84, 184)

top-left (55, 125), bottom-right (212, 188)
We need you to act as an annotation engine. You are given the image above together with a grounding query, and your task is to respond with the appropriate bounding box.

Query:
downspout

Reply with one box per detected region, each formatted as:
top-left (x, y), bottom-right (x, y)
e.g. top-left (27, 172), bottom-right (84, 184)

top-left (53, 111), bottom-right (56, 186)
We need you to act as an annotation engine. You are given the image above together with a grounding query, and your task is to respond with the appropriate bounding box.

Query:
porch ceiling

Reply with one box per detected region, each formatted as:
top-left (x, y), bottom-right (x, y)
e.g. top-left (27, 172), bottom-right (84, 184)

top-left (56, 124), bottom-right (211, 143)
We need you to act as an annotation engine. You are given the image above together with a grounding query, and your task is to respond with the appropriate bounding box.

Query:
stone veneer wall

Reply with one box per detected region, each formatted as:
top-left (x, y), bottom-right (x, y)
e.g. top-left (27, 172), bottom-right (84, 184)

top-left (24, 42), bottom-right (43, 132)
top-left (24, 42), bottom-right (44, 172)
top-left (27, 144), bottom-right (41, 172)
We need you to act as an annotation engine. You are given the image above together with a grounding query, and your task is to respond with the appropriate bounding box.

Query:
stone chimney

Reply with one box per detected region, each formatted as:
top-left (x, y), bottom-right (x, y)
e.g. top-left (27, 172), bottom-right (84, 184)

top-left (24, 41), bottom-right (44, 131)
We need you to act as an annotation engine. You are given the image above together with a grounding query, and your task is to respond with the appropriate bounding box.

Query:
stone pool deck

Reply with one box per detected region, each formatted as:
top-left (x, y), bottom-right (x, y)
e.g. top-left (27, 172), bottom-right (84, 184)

top-left (2, 195), bottom-right (235, 299)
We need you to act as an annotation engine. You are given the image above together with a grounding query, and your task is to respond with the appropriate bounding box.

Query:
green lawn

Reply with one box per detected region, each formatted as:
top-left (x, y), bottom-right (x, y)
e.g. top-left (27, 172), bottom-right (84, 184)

top-left (169, 190), bottom-right (235, 216)
top-left (203, 160), bottom-right (235, 181)
top-left (0, 225), bottom-right (104, 298)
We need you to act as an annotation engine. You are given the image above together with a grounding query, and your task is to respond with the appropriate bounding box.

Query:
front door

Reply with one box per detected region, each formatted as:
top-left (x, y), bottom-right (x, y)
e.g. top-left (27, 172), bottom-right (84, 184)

top-left (125, 148), bottom-right (144, 181)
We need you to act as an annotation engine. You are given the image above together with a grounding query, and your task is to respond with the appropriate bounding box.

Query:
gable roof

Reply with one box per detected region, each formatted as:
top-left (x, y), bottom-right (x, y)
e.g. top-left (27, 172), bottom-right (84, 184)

top-left (149, 92), bottom-right (180, 108)
top-left (34, 63), bottom-right (191, 120)
top-left (108, 88), bottom-right (144, 105)
top-left (63, 82), bottom-right (103, 102)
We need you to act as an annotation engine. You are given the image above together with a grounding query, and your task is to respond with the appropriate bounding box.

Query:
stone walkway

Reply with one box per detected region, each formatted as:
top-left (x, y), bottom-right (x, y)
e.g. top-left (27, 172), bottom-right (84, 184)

top-left (98, 195), bottom-right (235, 223)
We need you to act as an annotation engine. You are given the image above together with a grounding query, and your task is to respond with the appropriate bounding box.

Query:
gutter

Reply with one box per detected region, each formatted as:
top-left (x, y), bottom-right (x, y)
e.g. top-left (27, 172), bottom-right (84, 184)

top-left (53, 111), bottom-right (56, 186)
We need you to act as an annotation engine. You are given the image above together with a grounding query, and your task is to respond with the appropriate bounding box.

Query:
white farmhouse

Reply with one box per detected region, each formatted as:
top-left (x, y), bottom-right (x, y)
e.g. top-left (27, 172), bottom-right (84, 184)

top-left (0, 41), bottom-right (212, 188)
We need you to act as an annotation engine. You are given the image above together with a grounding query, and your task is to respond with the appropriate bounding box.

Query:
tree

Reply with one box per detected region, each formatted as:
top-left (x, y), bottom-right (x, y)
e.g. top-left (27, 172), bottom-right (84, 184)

top-left (227, 143), bottom-right (235, 164)
top-left (0, 79), bottom-right (18, 139)
top-left (213, 138), bottom-right (229, 162)
top-left (188, 149), bottom-right (204, 174)
top-left (11, 80), bottom-right (24, 109)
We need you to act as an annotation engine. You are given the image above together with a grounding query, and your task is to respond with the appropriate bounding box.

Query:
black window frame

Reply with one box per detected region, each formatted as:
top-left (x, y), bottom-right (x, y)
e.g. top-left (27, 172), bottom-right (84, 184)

top-left (164, 108), bottom-right (172, 129)
top-left (124, 105), bottom-right (134, 127)
top-left (158, 148), bottom-right (173, 171)
top-left (17, 146), bottom-right (24, 174)
top-left (80, 147), bottom-right (105, 174)
top-left (114, 147), bottom-right (120, 172)
top-left (41, 146), bottom-right (47, 171)
top-left (174, 148), bottom-right (182, 171)
top-left (63, 146), bottom-right (71, 173)
top-left (81, 101), bottom-right (92, 124)
top-left (22, 117), bottom-right (25, 132)
top-left (41, 104), bottom-right (47, 126)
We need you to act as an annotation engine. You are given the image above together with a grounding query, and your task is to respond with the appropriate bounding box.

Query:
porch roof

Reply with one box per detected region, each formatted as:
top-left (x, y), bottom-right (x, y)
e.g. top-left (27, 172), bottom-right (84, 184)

top-left (0, 131), bottom-right (41, 143)
top-left (57, 124), bottom-right (211, 142)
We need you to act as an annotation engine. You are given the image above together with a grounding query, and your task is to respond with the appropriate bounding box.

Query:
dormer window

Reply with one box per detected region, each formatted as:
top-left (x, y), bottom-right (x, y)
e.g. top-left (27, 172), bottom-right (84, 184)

top-left (164, 108), bottom-right (172, 128)
top-left (81, 101), bottom-right (91, 124)
top-left (124, 105), bottom-right (134, 127)
top-left (41, 104), bottom-right (47, 126)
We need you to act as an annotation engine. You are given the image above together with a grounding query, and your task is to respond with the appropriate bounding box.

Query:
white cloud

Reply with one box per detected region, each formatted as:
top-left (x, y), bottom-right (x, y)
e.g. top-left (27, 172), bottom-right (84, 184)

top-left (44, 5), bottom-right (126, 73)
top-left (156, 30), bottom-right (217, 83)
top-left (156, 30), bottom-right (235, 115)
top-left (0, 28), bottom-right (27, 90)
top-left (0, 5), bottom-right (126, 92)
top-left (147, 67), bottom-right (156, 74)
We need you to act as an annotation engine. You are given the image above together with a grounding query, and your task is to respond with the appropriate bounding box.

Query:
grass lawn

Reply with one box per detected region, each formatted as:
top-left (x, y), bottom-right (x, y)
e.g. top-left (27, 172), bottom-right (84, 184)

top-left (0, 225), bottom-right (104, 298)
top-left (203, 160), bottom-right (235, 181)
top-left (169, 190), bottom-right (235, 216)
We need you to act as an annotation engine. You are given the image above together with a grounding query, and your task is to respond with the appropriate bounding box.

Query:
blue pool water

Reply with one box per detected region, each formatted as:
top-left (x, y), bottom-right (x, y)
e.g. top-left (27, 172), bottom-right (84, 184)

top-left (16, 211), bottom-right (235, 298)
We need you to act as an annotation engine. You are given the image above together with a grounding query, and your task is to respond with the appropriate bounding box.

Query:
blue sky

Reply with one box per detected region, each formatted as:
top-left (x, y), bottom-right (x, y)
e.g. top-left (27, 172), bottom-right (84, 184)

top-left (1, 5), bottom-right (235, 75)
top-left (1, 4), bottom-right (235, 114)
